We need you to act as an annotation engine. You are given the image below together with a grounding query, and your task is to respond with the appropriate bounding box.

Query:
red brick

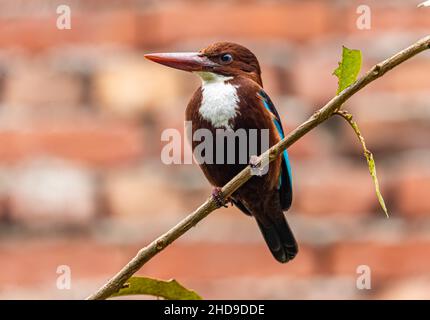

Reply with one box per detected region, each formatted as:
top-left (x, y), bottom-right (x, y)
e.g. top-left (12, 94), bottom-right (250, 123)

top-left (0, 11), bottom-right (145, 51)
top-left (0, 118), bottom-right (144, 167)
top-left (151, 2), bottom-right (332, 45)
top-left (0, 239), bottom-right (315, 289)
top-left (0, 239), bottom-right (126, 287)
top-left (376, 278), bottom-right (430, 300)
top-left (187, 276), bottom-right (362, 300)
top-left (2, 1), bottom-right (429, 52)
top-left (0, 0), bottom-right (140, 15)
top-left (294, 161), bottom-right (381, 216)
top-left (287, 128), bottom-right (333, 160)
top-left (347, 120), bottom-right (430, 155)
top-left (103, 166), bottom-right (186, 221)
top-left (396, 168), bottom-right (430, 217)
top-left (291, 48), bottom-right (430, 107)
top-left (365, 59), bottom-right (430, 93)
top-left (0, 195), bottom-right (9, 221)
top-left (93, 57), bottom-right (190, 119)
top-left (133, 243), bottom-right (316, 280)
top-left (339, 94), bottom-right (430, 154)
top-left (9, 159), bottom-right (97, 226)
top-left (343, 2), bottom-right (430, 34)
top-left (291, 54), bottom-right (339, 104)
top-left (4, 61), bottom-right (83, 108)
top-left (332, 241), bottom-right (430, 279)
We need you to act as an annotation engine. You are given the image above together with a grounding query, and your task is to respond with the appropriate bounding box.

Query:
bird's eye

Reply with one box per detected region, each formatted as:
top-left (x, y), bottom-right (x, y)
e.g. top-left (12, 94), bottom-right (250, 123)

top-left (220, 53), bottom-right (233, 64)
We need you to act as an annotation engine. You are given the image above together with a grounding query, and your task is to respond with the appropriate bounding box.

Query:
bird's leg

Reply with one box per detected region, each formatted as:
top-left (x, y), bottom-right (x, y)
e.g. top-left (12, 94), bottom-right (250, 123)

top-left (211, 187), bottom-right (230, 208)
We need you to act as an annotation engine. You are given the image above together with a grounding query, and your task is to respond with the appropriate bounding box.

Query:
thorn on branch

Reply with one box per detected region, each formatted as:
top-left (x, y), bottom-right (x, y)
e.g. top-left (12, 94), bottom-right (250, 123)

top-left (121, 283), bottom-right (130, 289)
top-left (312, 110), bottom-right (322, 120)
top-left (372, 64), bottom-right (382, 76)
top-left (155, 240), bottom-right (165, 251)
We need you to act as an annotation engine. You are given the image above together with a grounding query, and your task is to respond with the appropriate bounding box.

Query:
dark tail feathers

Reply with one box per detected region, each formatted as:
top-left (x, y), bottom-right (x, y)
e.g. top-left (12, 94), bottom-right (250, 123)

top-left (256, 214), bottom-right (298, 263)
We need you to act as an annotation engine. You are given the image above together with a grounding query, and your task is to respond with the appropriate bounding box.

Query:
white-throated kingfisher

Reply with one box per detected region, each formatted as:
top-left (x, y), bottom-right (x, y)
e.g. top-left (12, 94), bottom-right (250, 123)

top-left (145, 42), bottom-right (298, 263)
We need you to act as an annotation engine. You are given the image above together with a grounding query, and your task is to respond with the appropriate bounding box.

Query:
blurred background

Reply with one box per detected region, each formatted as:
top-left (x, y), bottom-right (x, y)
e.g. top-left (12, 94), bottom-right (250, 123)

top-left (0, 0), bottom-right (429, 299)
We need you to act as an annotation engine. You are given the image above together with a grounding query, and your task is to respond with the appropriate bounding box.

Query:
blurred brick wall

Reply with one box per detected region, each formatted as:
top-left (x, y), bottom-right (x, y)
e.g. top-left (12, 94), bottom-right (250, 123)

top-left (0, 0), bottom-right (429, 299)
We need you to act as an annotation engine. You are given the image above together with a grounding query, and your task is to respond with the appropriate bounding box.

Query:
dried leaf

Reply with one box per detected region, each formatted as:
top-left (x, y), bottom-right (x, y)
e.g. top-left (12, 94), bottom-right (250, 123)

top-left (337, 111), bottom-right (389, 218)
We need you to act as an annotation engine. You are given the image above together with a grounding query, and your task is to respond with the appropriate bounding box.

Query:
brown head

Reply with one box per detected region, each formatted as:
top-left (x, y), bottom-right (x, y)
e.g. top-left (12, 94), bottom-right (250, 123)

top-left (144, 42), bottom-right (263, 86)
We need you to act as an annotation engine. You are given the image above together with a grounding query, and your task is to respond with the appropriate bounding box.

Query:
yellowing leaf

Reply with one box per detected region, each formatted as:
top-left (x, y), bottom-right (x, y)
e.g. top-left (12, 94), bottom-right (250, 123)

top-left (110, 277), bottom-right (202, 300)
top-left (333, 46), bottom-right (362, 94)
top-left (336, 111), bottom-right (389, 218)
top-left (365, 150), bottom-right (388, 217)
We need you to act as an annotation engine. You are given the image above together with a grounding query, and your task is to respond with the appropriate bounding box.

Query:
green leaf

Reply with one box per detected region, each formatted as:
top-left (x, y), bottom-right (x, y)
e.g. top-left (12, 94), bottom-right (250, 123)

top-left (110, 276), bottom-right (202, 300)
top-left (333, 46), bottom-right (362, 94)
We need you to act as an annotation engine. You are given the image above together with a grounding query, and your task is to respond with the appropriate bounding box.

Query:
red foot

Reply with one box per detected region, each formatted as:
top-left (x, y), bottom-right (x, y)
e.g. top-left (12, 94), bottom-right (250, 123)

top-left (212, 187), bottom-right (229, 208)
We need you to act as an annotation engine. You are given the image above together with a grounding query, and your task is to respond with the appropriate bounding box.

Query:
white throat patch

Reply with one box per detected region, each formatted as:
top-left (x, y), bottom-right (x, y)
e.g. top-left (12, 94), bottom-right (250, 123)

top-left (195, 72), bottom-right (240, 130)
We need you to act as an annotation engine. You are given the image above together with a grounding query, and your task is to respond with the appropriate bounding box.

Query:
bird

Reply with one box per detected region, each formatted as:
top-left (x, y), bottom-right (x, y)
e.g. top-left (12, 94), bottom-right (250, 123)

top-left (145, 42), bottom-right (298, 263)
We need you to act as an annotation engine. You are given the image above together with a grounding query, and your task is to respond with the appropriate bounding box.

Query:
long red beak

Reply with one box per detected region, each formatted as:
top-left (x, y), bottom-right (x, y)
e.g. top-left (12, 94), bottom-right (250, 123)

top-left (144, 52), bottom-right (219, 72)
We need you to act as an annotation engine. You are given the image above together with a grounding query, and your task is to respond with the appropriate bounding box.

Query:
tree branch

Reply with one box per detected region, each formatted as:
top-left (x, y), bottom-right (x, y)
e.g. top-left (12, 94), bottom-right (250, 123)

top-left (87, 35), bottom-right (430, 300)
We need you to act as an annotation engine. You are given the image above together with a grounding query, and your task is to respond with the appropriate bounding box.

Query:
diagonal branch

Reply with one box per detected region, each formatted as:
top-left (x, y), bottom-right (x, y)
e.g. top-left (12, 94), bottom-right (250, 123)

top-left (87, 35), bottom-right (430, 300)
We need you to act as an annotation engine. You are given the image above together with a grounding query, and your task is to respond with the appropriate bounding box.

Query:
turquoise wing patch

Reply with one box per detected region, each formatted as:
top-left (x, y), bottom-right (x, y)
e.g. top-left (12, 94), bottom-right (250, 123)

top-left (258, 90), bottom-right (293, 209)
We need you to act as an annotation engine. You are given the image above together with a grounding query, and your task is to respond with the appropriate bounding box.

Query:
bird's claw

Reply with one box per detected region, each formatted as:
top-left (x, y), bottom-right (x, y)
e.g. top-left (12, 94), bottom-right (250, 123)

top-left (211, 187), bottom-right (230, 208)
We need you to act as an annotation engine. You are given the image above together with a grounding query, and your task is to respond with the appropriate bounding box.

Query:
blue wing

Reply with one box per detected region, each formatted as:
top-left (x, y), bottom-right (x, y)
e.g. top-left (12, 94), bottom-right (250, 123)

top-left (258, 90), bottom-right (293, 210)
